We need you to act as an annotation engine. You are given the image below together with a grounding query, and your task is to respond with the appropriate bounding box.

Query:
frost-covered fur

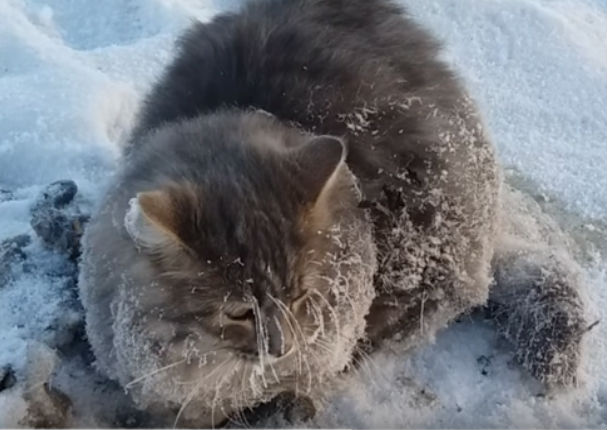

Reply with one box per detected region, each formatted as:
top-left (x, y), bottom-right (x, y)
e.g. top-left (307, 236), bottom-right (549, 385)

top-left (490, 248), bottom-right (585, 386)
top-left (79, 0), bottom-right (585, 426)
top-left (489, 185), bottom-right (588, 387)
top-left (80, 111), bottom-right (377, 427)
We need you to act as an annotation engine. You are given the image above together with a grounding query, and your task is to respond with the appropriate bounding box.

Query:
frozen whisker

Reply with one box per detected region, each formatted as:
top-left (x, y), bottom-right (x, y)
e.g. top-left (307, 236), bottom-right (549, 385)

top-left (270, 294), bottom-right (314, 393)
top-left (125, 358), bottom-right (187, 390)
top-left (267, 293), bottom-right (305, 376)
top-left (236, 362), bottom-right (253, 428)
top-left (173, 357), bottom-right (233, 428)
top-left (211, 360), bottom-right (241, 429)
top-left (309, 289), bottom-right (342, 357)
top-left (251, 297), bottom-right (268, 388)
top-left (307, 295), bottom-right (327, 340)
top-left (311, 338), bottom-right (334, 356)
top-left (351, 347), bottom-right (390, 391)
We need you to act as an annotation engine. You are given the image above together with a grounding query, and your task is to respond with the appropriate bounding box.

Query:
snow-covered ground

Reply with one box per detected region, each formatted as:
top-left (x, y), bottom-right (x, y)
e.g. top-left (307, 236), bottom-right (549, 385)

top-left (0, 0), bottom-right (605, 428)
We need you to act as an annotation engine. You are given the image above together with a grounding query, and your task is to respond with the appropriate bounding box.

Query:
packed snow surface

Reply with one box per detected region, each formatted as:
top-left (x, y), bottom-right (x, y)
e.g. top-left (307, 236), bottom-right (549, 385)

top-left (0, 0), bottom-right (605, 428)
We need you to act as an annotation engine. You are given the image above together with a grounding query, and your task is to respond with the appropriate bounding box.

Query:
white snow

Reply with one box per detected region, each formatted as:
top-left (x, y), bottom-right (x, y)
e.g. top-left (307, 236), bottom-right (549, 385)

top-left (0, 0), bottom-right (605, 428)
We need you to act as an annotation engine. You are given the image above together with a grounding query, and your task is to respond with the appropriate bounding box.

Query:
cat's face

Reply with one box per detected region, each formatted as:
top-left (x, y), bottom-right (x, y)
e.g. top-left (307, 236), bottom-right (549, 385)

top-left (120, 116), bottom-right (376, 423)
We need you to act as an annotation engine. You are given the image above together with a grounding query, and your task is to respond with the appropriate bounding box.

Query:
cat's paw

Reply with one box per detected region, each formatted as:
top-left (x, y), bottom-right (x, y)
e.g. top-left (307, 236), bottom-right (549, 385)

top-left (490, 251), bottom-right (587, 387)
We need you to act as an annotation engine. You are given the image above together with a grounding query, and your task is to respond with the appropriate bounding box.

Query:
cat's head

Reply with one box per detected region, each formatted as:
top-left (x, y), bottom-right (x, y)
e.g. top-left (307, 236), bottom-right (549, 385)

top-left (119, 111), bottom-right (376, 422)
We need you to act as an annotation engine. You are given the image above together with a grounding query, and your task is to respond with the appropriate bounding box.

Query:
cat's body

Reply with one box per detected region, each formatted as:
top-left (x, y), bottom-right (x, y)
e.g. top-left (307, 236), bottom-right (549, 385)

top-left (130, 0), bottom-right (500, 347)
top-left (79, 0), bottom-right (584, 426)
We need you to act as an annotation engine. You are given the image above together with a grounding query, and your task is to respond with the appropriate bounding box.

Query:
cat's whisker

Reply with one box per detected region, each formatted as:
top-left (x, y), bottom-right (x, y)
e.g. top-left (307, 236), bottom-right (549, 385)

top-left (351, 346), bottom-right (391, 390)
top-left (267, 294), bottom-right (314, 393)
top-left (267, 317), bottom-right (281, 383)
top-left (268, 294), bottom-right (306, 344)
top-left (250, 297), bottom-right (269, 388)
top-left (307, 294), bottom-right (327, 340)
top-left (267, 294), bottom-right (305, 376)
top-left (125, 358), bottom-right (187, 390)
top-left (285, 299), bottom-right (317, 393)
top-left (171, 349), bottom-right (230, 385)
top-left (301, 339), bottom-right (326, 367)
top-left (229, 363), bottom-right (251, 429)
top-left (335, 272), bottom-right (357, 311)
top-left (239, 362), bottom-right (253, 428)
top-left (173, 357), bottom-right (233, 428)
top-left (219, 376), bottom-right (244, 429)
top-left (311, 338), bottom-right (333, 355)
top-left (223, 362), bottom-right (248, 429)
top-left (211, 359), bottom-right (239, 429)
top-left (305, 296), bottom-right (342, 365)
top-left (309, 289), bottom-right (342, 354)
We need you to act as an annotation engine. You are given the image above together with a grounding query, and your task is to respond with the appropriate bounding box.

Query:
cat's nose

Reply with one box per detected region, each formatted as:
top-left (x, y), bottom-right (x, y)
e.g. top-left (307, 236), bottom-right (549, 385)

top-left (266, 315), bottom-right (286, 357)
top-left (221, 322), bottom-right (257, 355)
top-left (222, 309), bottom-right (291, 358)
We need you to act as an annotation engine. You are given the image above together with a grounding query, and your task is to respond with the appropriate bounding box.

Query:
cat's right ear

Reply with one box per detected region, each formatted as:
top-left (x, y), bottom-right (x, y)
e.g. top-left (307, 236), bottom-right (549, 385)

top-left (292, 135), bottom-right (347, 204)
top-left (124, 190), bottom-right (185, 253)
top-left (292, 135), bottom-right (361, 230)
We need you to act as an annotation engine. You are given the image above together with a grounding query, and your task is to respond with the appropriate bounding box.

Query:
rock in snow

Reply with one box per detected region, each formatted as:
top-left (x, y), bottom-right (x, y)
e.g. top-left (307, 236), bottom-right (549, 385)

top-left (30, 180), bottom-right (89, 260)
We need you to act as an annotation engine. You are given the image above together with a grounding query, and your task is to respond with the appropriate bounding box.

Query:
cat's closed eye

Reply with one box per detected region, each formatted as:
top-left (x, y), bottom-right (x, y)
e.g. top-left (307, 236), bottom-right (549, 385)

top-left (224, 307), bottom-right (255, 322)
top-left (221, 300), bottom-right (255, 322)
top-left (290, 290), bottom-right (312, 315)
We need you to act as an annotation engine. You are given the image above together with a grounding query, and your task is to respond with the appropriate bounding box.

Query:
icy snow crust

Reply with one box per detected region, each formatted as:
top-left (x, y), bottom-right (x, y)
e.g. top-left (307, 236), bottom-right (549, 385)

top-left (0, 0), bottom-right (605, 427)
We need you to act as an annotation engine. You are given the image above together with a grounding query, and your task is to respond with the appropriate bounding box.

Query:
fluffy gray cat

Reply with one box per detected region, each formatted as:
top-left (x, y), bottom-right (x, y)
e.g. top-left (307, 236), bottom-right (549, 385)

top-left (79, 0), bottom-right (586, 426)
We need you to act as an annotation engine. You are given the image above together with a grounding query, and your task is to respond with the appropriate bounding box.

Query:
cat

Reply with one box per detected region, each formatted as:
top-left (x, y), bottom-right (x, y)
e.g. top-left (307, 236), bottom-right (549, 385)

top-left (79, 0), bottom-right (586, 426)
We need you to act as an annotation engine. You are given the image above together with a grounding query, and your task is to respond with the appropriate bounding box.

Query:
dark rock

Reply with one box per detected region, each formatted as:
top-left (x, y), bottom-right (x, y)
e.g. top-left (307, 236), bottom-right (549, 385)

top-left (31, 211), bottom-right (89, 259)
top-left (477, 355), bottom-right (493, 376)
top-left (1, 234), bottom-right (31, 257)
top-left (0, 234), bottom-right (31, 287)
top-left (0, 366), bottom-right (17, 391)
top-left (282, 394), bottom-right (315, 423)
top-left (20, 343), bottom-right (72, 428)
top-left (240, 392), bottom-right (316, 426)
top-left (21, 382), bottom-right (72, 428)
top-left (0, 189), bottom-right (14, 202)
top-left (35, 180), bottom-right (78, 209)
top-left (30, 180), bottom-right (89, 260)
top-left (115, 408), bottom-right (153, 428)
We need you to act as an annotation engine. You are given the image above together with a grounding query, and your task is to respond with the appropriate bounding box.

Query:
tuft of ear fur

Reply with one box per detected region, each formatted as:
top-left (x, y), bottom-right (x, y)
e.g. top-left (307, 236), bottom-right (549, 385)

top-left (124, 190), bottom-right (184, 252)
top-left (293, 135), bottom-right (347, 205)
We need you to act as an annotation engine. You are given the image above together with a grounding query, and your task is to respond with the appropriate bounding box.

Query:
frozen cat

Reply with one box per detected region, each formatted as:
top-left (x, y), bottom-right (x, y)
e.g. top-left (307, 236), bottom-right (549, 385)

top-left (79, 0), bottom-right (586, 426)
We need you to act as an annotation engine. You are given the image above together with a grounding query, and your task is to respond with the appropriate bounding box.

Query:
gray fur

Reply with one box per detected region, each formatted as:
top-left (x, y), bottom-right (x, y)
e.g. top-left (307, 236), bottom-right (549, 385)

top-left (79, 0), bottom-right (586, 426)
top-left (489, 185), bottom-right (588, 387)
top-left (80, 111), bottom-right (376, 426)
top-left (490, 249), bottom-right (585, 386)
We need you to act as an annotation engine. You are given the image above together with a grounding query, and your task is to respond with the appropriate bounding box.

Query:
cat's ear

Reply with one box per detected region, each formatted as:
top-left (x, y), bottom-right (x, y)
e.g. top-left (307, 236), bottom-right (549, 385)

top-left (124, 190), bottom-right (184, 252)
top-left (293, 135), bottom-right (347, 204)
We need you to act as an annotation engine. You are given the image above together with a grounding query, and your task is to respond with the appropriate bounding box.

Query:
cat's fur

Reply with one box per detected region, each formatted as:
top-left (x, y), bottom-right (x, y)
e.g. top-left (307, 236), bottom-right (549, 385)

top-left (79, 0), bottom-right (586, 426)
top-left (79, 112), bottom-right (377, 426)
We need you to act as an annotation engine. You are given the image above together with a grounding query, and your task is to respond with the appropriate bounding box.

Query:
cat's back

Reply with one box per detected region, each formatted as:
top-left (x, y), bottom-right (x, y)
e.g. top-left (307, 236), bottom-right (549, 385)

top-left (131, 0), bottom-right (450, 144)
top-left (131, 0), bottom-right (498, 208)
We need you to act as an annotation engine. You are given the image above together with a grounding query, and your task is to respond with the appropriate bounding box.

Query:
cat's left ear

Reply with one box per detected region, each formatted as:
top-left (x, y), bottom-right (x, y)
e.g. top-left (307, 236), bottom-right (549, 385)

top-left (124, 189), bottom-right (186, 252)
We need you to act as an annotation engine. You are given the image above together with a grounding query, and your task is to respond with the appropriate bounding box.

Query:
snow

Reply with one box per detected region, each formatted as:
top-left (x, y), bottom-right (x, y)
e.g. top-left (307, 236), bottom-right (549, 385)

top-left (403, 0), bottom-right (607, 220)
top-left (0, 0), bottom-right (605, 428)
